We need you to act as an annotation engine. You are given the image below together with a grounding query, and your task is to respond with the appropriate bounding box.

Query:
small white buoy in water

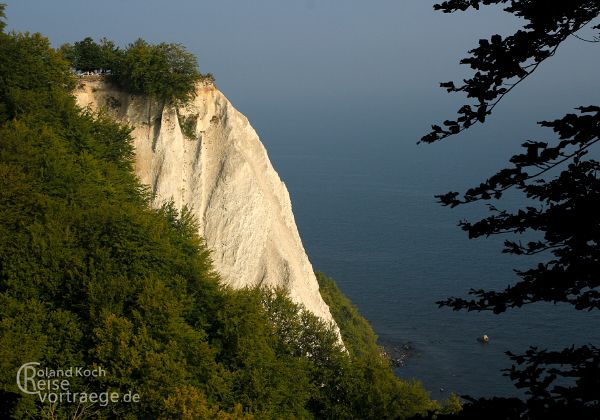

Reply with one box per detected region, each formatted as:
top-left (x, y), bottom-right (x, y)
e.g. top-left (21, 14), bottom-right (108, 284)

top-left (477, 334), bottom-right (490, 343)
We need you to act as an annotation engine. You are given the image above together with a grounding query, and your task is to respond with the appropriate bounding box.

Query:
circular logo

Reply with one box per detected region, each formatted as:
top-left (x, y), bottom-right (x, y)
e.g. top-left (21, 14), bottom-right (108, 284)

top-left (16, 362), bottom-right (40, 395)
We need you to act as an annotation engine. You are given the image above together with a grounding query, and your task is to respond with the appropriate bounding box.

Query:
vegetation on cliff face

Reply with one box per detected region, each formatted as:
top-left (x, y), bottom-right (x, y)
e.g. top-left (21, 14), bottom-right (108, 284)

top-left (0, 8), bottom-right (457, 419)
top-left (316, 272), bottom-right (380, 361)
top-left (61, 36), bottom-right (214, 104)
top-left (317, 272), bottom-right (462, 418)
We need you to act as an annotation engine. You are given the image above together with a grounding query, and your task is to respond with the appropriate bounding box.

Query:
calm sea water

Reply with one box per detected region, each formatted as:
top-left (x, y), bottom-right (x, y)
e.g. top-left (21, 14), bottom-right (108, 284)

top-left (243, 96), bottom-right (600, 401)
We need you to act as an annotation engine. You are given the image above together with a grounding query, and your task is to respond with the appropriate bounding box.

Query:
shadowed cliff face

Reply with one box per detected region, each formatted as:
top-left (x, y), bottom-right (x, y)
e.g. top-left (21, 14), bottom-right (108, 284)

top-left (75, 79), bottom-right (339, 332)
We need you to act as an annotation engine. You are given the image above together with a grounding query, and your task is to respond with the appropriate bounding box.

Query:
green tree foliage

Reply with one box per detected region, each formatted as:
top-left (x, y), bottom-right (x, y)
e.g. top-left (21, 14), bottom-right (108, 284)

top-left (111, 39), bottom-right (202, 104)
top-left (316, 272), bottom-right (461, 419)
top-left (60, 37), bottom-right (117, 73)
top-left (0, 11), bottom-right (444, 419)
top-left (61, 36), bottom-right (207, 104)
top-left (421, 1), bottom-right (600, 419)
top-left (0, 32), bottom-right (74, 122)
top-left (316, 272), bottom-right (380, 360)
top-left (0, 3), bottom-right (6, 33)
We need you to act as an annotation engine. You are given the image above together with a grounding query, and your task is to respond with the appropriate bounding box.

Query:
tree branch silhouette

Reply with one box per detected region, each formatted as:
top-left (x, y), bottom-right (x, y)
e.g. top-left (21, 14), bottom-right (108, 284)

top-left (417, 1), bottom-right (600, 419)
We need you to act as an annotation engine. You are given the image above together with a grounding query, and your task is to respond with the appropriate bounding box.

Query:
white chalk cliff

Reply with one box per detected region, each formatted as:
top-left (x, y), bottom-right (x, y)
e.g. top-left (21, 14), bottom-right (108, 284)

top-left (75, 79), bottom-right (339, 332)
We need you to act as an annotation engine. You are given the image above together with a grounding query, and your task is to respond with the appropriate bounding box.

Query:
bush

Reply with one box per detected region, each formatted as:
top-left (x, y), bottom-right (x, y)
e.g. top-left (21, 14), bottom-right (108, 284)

top-left (178, 112), bottom-right (198, 140)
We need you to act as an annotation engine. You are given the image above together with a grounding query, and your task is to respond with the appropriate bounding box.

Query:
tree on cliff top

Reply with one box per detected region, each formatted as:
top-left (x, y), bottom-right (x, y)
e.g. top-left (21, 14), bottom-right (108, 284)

top-left (422, 1), bottom-right (600, 419)
top-left (60, 37), bottom-right (117, 73)
top-left (111, 38), bottom-right (202, 104)
top-left (0, 4), bottom-right (5, 33)
top-left (62, 37), bottom-right (206, 104)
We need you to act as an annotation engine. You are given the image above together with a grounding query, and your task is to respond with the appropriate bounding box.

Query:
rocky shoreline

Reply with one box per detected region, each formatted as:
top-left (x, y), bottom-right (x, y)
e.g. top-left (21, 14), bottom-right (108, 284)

top-left (380, 341), bottom-right (417, 368)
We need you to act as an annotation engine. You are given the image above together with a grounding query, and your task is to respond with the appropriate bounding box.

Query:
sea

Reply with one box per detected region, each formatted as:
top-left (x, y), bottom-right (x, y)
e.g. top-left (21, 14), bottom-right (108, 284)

top-left (243, 93), bottom-right (600, 401)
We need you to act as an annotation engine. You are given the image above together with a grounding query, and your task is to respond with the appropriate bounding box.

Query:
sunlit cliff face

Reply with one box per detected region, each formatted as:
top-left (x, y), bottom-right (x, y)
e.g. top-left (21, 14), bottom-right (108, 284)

top-left (76, 79), bottom-right (341, 339)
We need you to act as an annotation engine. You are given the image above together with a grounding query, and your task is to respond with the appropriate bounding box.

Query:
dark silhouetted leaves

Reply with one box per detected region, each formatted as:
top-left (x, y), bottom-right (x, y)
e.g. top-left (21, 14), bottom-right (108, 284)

top-left (423, 1), bottom-right (600, 419)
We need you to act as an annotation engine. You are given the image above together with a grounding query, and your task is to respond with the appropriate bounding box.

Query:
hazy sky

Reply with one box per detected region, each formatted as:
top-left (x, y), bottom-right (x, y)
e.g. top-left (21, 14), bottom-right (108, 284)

top-left (6, 1), bottom-right (600, 181)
